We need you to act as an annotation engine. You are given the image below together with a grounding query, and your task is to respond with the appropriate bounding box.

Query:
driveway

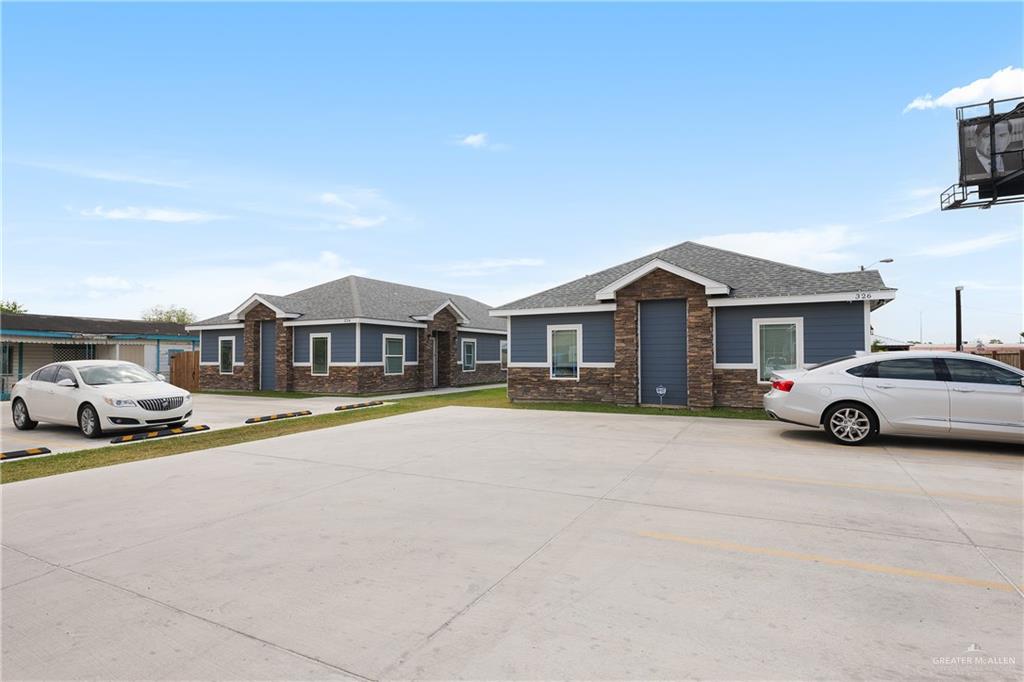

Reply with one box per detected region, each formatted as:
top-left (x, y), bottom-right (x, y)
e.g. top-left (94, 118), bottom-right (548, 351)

top-left (0, 384), bottom-right (504, 456)
top-left (3, 408), bottom-right (1021, 680)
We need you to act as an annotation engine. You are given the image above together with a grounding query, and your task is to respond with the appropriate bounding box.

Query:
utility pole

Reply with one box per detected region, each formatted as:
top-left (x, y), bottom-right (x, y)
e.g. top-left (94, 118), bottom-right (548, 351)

top-left (955, 286), bottom-right (964, 351)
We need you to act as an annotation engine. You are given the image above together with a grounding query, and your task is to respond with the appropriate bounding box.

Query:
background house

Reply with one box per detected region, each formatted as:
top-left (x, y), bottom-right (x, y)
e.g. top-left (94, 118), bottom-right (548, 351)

top-left (186, 276), bottom-right (507, 394)
top-left (0, 313), bottom-right (197, 399)
top-left (492, 241), bottom-right (896, 409)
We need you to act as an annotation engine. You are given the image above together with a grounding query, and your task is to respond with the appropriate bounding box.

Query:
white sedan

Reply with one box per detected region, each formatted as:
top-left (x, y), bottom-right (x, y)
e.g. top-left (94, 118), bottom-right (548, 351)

top-left (763, 351), bottom-right (1023, 446)
top-left (10, 360), bottom-right (193, 438)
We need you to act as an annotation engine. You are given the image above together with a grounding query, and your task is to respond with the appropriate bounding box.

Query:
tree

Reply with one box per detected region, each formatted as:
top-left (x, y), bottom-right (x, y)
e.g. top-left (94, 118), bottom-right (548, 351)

top-left (988, 338), bottom-right (1003, 344)
top-left (0, 300), bottom-right (27, 314)
top-left (141, 304), bottom-right (196, 324)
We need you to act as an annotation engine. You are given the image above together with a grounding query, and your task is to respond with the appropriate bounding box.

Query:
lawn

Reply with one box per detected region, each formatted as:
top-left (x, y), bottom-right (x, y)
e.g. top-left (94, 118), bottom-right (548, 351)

top-left (1, 388), bottom-right (766, 484)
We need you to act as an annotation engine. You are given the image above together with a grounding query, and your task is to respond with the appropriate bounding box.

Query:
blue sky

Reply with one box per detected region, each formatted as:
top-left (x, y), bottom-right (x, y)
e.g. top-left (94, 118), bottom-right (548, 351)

top-left (3, 2), bottom-right (1022, 343)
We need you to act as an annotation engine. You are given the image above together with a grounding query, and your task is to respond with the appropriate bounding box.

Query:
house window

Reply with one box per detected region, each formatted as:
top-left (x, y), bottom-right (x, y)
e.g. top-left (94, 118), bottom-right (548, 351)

top-left (218, 337), bottom-right (235, 375)
top-left (311, 334), bottom-right (330, 376)
top-left (753, 318), bottom-right (803, 382)
top-left (462, 339), bottom-right (477, 372)
top-left (548, 325), bottom-right (581, 380)
top-left (500, 340), bottom-right (508, 370)
top-left (384, 334), bottom-right (405, 376)
top-left (1, 343), bottom-right (13, 375)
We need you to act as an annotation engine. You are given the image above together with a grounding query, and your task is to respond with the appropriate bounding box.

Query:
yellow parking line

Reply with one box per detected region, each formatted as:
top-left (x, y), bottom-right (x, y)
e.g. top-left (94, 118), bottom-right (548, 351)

top-left (685, 468), bottom-right (1022, 506)
top-left (640, 531), bottom-right (1020, 593)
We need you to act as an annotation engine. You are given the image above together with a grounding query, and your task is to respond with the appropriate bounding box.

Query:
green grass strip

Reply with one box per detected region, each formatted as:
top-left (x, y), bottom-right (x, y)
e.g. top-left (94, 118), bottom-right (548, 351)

top-left (1, 388), bottom-right (766, 484)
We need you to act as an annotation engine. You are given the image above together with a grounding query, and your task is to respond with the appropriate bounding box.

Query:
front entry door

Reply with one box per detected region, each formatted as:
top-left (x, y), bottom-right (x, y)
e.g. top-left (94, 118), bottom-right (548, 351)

top-left (260, 321), bottom-right (276, 390)
top-left (639, 299), bottom-right (687, 405)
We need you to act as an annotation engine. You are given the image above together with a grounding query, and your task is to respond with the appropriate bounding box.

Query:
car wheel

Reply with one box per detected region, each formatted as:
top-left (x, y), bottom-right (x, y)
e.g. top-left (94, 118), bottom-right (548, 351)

top-left (824, 402), bottom-right (877, 446)
top-left (78, 403), bottom-right (102, 439)
top-left (11, 398), bottom-right (38, 431)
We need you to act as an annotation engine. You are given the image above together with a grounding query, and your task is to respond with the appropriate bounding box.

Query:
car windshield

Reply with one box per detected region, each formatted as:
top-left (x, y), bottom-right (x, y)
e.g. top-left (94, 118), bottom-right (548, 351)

top-left (78, 364), bottom-right (159, 386)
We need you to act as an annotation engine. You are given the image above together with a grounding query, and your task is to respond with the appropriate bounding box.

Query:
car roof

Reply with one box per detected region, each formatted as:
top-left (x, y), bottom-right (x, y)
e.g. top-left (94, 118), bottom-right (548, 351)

top-left (44, 360), bottom-right (140, 368)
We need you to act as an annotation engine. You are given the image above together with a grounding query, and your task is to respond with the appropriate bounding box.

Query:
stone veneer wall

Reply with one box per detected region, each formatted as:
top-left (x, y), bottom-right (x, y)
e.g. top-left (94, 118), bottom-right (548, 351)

top-left (712, 368), bottom-right (765, 409)
top-left (292, 366), bottom-right (358, 393)
top-left (612, 269), bottom-right (714, 408)
top-left (507, 367), bottom-right (616, 402)
top-left (452, 361), bottom-right (506, 387)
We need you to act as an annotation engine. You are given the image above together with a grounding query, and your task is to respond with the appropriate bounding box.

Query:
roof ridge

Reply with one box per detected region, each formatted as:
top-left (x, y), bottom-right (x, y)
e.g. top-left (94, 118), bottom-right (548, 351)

top-left (349, 276), bottom-right (362, 316)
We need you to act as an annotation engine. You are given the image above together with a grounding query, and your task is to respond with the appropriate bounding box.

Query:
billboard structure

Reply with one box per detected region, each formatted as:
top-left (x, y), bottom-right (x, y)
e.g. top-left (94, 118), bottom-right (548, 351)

top-left (941, 96), bottom-right (1024, 210)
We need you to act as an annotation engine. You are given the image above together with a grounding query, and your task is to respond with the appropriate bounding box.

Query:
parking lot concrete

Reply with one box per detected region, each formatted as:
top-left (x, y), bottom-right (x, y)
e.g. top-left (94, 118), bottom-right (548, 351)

top-left (0, 384), bottom-right (503, 456)
top-left (3, 407), bottom-right (1021, 680)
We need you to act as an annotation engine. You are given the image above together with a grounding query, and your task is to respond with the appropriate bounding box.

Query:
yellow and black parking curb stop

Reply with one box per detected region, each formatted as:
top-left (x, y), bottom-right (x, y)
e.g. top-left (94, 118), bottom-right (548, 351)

top-left (334, 400), bottom-right (384, 411)
top-left (110, 424), bottom-right (210, 444)
top-left (245, 410), bottom-right (313, 424)
top-left (0, 447), bottom-right (52, 461)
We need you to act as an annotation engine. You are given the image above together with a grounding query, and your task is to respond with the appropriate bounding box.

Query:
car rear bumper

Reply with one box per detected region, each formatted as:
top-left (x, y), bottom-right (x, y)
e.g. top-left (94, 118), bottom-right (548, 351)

top-left (763, 390), bottom-right (820, 428)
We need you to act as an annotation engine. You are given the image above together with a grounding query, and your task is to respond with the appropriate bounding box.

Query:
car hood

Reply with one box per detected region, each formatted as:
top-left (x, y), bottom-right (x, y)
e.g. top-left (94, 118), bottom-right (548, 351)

top-left (87, 382), bottom-right (189, 399)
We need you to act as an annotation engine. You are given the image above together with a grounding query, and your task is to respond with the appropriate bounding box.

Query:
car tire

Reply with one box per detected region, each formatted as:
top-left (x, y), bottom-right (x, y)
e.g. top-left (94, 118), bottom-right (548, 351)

top-left (823, 402), bottom-right (877, 446)
top-left (78, 403), bottom-right (103, 439)
top-left (11, 398), bottom-right (38, 431)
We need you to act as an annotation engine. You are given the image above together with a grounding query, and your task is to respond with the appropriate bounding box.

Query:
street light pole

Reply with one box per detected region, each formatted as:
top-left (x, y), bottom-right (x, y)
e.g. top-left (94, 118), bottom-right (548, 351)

top-left (955, 286), bottom-right (964, 352)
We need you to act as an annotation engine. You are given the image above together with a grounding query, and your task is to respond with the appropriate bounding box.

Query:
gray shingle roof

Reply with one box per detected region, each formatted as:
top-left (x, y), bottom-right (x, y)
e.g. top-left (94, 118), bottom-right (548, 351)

top-left (495, 241), bottom-right (895, 310)
top-left (194, 276), bottom-right (504, 331)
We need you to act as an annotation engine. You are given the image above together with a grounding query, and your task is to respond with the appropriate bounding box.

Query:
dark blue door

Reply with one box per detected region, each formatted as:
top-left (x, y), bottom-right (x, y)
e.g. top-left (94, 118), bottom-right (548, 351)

top-left (639, 299), bottom-right (687, 405)
top-left (260, 320), bottom-right (276, 390)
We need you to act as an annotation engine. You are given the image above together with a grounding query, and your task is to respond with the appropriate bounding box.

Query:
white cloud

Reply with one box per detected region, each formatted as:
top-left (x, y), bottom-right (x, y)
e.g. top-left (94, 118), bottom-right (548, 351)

top-left (434, 257), bottom-right (545, 278)
top-left (315, 187), bottom-right (394, 230)
top-left (696, 225), bottom-right (862, 268)
top-left (82, 276), bottom-right (132, 291)
top-left (22, 161), bottom-right (188, 188)
top-left (904, 66), bottom-right (1024, 113)
top-left (915, 230), bottom-right (1019, 257)
top-left (458, 133), bottom-right (489, 148)
top-left (80, 206), bottom-right (223, 223)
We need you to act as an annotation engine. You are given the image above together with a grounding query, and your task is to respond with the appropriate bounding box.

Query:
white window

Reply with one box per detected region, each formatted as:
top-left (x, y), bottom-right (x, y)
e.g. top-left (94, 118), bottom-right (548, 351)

top-left (462, 339), bottom-right (477, 372)
top-left (500, 340), bottom-right (508, 370)
top-left (383, 334), bottom-right (405, 376)
top-left (218, 337), bottom-right (235, 375)
top-left (310, 333), bottom-right (330, 376)
top-left (753, 317), bottom-right (804, 383)
top-left (547, 324), bottom-right (582, 380)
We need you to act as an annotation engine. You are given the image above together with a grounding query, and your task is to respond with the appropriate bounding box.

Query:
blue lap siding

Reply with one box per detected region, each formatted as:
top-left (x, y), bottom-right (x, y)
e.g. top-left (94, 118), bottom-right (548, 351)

top-left (359, 325), bottom-right (418, 363)
top-left (509, 312), bottom-right (615, 364)
top-left (457, 333), bottom-right (502, 362)
top-left (293, 324), bottom-right (356, 363)
top-left (714, 302), bottom-right (866, 364)
top-left (200, 329), bottom-right (244, 363)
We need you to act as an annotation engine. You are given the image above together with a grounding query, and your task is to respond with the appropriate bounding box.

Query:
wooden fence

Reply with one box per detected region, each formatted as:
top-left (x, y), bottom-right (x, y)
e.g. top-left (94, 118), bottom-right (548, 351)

top-left (169, 350), bottom-right (199, 392)
top-left (983, 351), bottom-right (1023, 369)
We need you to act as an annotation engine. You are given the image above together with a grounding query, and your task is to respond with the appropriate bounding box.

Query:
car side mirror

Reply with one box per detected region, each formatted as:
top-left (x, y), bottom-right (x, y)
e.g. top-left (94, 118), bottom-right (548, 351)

top-left (156, 373), bottom-right (166, 382)
top-left (56, 378), bottom-right (77, 388)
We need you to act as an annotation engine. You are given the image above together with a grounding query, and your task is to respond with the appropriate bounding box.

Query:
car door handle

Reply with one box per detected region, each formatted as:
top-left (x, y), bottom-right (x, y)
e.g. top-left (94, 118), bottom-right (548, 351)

top-left (876, 384), bottom-right (896, 389)
top-left (952, 387), bottom-right (975, 393)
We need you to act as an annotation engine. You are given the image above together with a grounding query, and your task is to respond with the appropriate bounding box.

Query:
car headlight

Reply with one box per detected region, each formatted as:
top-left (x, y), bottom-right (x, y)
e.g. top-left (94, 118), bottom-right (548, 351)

top-left (183, 393), bottom-right (192, 401)
top-left (103, 397), bottom-right (137, 408)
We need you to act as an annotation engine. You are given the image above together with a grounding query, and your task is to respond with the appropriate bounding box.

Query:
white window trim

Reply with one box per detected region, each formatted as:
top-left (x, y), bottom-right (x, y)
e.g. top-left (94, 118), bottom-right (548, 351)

top-left (310, 333), bottom-right (331, 376)
top-left (461, 339), bottom-right (477, 372)
top-left (752, 317), bottom-right (804, 385)
top-left (500, 339), bottom-right (508, 371)
top-left (547, 324), bottom-right (583, 381)
top-left (383, 333), bottom-right (405, 376)
top-left (218, 336), bottom-right (236, 375)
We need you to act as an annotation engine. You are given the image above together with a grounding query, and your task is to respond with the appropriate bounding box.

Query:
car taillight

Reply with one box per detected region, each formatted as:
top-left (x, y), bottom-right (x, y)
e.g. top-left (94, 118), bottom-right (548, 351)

top-left (771, 379), bottom-right (794, 392)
